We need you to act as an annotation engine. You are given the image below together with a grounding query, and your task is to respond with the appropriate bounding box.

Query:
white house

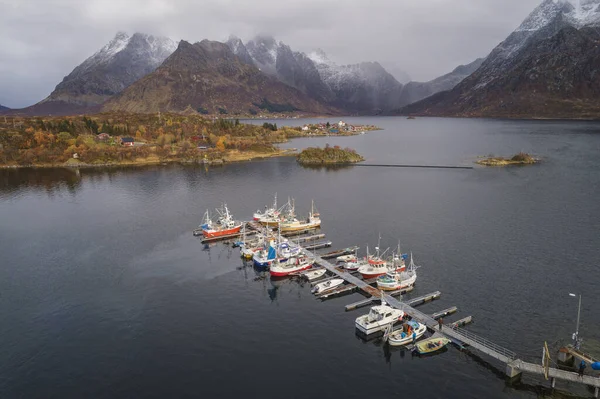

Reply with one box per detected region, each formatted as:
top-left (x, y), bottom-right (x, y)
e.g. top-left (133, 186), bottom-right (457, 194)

top-left (338, 120), bottom-right (346, 127)
top-left (302, 125), bottom-right (310, 131)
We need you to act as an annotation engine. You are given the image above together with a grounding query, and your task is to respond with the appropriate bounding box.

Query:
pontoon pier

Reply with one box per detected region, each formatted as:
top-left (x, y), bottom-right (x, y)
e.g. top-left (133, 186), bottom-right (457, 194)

top-left (238, 218), bottom-right (600, 397)
top-left (298, 245), bottom-right (600, 397)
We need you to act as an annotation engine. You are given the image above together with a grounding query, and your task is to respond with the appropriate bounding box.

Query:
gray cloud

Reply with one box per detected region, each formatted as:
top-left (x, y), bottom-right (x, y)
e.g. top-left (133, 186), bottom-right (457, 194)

top-left (1, 0), bottom-right (542, 108)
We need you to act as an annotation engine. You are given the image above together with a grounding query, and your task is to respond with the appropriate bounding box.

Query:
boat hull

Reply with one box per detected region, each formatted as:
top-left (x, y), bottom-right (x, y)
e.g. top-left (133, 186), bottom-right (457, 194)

top-left (388, 323), bottom-right (427, 346)
top-left (312, 279), bottom-right (344, 294)
top-left (415, 337), bottom-right (451, 354)
top-left (253, 258), bottom-right (275, 268)
top-left (304, 269), bottom-right (327, 281)
top-left (376, 273), bottom-right (417, 291)
top-left (355, 310), bottom-right (404, 335)
top-left (202, 224), bottom-right (242, 238)
top-left (359, 271), bottom-right (388, 280)
top-left (280, 221), bottom-right (321, 232)
top-left (270, 262), bottom-right (313, 277)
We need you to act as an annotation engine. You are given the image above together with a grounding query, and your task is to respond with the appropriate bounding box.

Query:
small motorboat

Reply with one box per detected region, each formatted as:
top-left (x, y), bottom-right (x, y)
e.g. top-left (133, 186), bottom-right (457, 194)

top-left (336, 254), bottom-right (357, 263)
top-left (304, 268), bottom-right (327, 281)
top-left (355, 301), bottom-right (405, 335)
top-left (414, 337), bottom-right (451, 355)
top-left (344, 260), bottom-right (364, 271)
top-left (387, 321), bottom-right (427, 347)
top-left (312, 278), bottom-right (344, 294)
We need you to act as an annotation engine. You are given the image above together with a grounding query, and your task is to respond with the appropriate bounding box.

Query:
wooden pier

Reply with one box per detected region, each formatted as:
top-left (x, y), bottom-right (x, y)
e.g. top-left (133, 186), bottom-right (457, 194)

top-left (299, 245), bottom-right (600, 396)
top-left (241, 219), bottom-right (600, 396)
top-left (304, 240), bottom-right (332, 250)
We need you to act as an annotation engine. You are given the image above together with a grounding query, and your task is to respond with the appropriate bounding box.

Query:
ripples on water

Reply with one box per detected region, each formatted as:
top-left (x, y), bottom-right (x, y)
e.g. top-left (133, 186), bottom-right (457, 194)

top-left (1, 117), bottom-right (600, 398)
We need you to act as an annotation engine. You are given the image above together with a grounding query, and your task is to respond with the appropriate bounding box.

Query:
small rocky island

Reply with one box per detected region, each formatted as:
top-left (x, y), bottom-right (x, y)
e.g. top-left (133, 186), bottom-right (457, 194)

top-left (476, 152), bottom-right (538, 166)
top-left (297, 145), bottom-right (364, 165)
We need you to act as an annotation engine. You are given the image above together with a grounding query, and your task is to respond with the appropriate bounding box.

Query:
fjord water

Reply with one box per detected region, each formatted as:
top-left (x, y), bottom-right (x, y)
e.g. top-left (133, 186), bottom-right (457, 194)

top-left (1, 117), bottom-right (600, 398)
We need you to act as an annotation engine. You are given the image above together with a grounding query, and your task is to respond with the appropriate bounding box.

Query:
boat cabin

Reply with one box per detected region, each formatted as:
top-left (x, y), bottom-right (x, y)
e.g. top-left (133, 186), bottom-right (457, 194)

top-left (367, 306), bottom-right (398, 322)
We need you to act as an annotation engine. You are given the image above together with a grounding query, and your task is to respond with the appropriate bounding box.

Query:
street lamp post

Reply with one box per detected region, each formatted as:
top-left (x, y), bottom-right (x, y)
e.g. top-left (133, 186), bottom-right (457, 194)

top-left (569, 293), bottom-right (582, 349)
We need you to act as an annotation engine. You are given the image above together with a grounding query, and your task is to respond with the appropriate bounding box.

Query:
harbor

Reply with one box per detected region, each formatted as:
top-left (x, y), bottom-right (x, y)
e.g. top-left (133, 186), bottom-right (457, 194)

top-left (195, 197), bottom-right (600, 398)
top-left (4, 118), bottom-right (600, 399)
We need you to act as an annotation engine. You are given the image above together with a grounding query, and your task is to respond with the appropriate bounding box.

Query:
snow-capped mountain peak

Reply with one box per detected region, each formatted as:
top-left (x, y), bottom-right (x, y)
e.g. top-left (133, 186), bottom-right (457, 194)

top-left (246, 35), bottom-right (280, 74)
top-left (307, 49), bottom-right (331, 66)
top-left (516, 0), bottom-right (600, 32)
top-left (81, 31), bottom-right (131, 70)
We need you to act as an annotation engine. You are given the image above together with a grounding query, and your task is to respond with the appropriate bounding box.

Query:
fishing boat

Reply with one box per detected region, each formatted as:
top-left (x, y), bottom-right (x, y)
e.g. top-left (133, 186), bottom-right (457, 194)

top-left (312, 278), bottom-right (344, 294)
top-left (276, 241), bottom-right (301, 262)
top-left (303, 268), bottom-right (327, 281)
top-left (355, 300), bottom-right (405, 335)
top-left (358, 240), bottom-right (390, 279)
top-left (254, 193), bottom-right (280, 221)
top-left (377, 253), bottom-right (419, 290)
top-left (279, 200), bottom-right (321, 233)
top-left (387, 320), bottom-right (427, 347)
top-left (376, 270), bottom-right (416, 291)
top-left (253, 245), bottom-right (277, 268)
top-left (270, 254), bottom-right (314, 277)
top-left (201, 204), bottom-right (243, 238)
top-left (414, 337), bottom-right (451, 355)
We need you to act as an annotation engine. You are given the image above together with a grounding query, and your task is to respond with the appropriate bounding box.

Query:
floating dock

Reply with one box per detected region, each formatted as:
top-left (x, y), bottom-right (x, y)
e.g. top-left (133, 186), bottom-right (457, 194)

top-left (298, 245), bottom-right (600, 396)
top-left (304, 240), bottom-right (332, 250)
top-left (241, 219), bottom-right (600, 397)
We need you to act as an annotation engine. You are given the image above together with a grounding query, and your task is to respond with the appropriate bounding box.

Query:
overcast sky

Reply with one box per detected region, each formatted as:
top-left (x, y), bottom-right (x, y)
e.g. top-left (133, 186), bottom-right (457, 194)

top-left (1, 0), bottom-right (543, 108)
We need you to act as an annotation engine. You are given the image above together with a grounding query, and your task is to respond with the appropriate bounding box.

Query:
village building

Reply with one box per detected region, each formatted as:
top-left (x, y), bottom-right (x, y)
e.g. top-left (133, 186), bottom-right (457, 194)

top-left (120, 137), bottom-right (135, 146)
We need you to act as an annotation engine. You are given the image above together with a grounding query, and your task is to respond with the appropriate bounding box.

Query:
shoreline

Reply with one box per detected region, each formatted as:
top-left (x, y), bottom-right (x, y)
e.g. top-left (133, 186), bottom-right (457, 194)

top-left (0, 148), bottom-right (298, 170)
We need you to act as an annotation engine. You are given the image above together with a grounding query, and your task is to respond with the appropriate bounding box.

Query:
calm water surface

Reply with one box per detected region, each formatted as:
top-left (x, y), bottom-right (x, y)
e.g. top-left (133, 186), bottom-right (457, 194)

top-left (1, 117), bottom-right (600, 398)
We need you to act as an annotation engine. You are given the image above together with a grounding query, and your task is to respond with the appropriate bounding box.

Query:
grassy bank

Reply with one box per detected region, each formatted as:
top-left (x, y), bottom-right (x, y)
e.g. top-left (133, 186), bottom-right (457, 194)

top-left (0, 113), bottom-right (319, 168)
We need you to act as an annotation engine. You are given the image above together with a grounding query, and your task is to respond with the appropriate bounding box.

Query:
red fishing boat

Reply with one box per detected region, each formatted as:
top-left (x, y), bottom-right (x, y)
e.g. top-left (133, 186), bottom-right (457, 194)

top-left (201, 204), bottom-right (242, 238)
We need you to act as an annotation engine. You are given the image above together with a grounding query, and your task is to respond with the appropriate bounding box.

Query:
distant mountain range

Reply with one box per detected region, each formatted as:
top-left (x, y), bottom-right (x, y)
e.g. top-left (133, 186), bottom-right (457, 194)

top-left (11, 32), bottom-right (177, 116)
top-left (399, 0), bottom-right (600, 118)
top-left (103, 40), bottom-right (338, 115)
top-left (3, 31), bottom-right (484, 116)
top-left (0, 104), bottom-right (9, 112)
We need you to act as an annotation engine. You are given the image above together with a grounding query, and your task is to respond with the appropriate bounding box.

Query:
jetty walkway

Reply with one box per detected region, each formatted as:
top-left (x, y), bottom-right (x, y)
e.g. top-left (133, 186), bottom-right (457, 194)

top-left (300, 246), bottom-right (600, 397)
top-left (243, 219), bottom-right (600, 396)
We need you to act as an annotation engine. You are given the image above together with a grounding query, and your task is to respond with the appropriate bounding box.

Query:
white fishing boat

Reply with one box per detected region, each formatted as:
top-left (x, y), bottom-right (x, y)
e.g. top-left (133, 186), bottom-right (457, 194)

top-left (377, 252), bottom-right (420, 290)
top-left (276, 241), bottom-right (301, 261)
top-left (304, 268), bottom-right (327, 281)
top-left (279, 200), bottom-right (321, 232)
top-left (270, 254), bottom-right (314, 277)
top-left (312, 278), bottom-right (344, 294)
top-left (387, 320), bottom-right (427, 347)
top-left (254, 193), bottom-right (280, 222)
top-left (358, 239), bottom-right (390, 279)
top-left (355, 300), bottom-right (405, 335)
